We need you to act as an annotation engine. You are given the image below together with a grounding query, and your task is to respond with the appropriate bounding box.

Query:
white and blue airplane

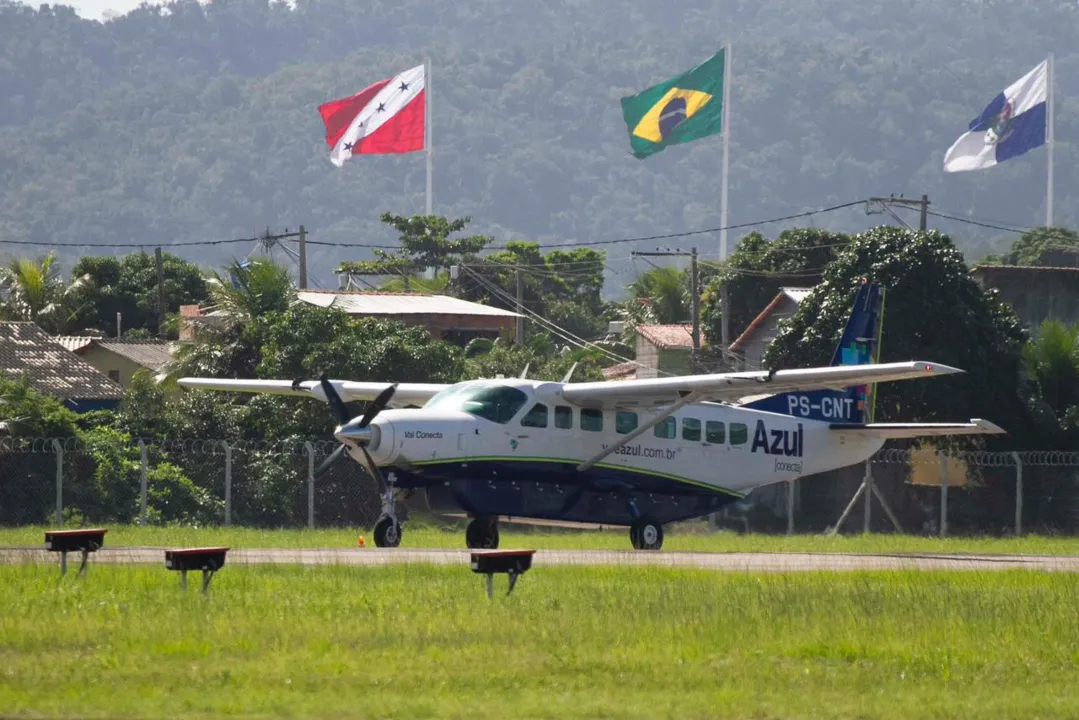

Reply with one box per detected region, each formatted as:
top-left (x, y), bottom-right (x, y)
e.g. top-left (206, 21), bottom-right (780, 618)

top-left (178, 282), bottom-right (1003, 550)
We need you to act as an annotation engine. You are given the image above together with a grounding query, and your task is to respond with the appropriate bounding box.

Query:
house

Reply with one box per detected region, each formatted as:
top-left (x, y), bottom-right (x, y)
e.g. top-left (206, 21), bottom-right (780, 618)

top-left (54, 337), bottom-right (176, 387)
top-left (179, 291), bottom-right (521, 345)
top-left (728, 288), bottom-right (812, 370)
top-left (969, 265), bottom-right (1079, 335)
top-left (633, 324), bottom-right (694, 379)
top-left (0, 322), bottom-right (123, 411)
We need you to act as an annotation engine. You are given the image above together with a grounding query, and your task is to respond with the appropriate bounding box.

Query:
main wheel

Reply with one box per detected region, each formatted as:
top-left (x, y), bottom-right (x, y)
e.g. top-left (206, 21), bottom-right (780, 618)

top-left (373, 515), bottom-right (402, 548)
top-left (629, 517), bottom-right (663, 551)
top-left (465, 516), bottom-right (499, 549)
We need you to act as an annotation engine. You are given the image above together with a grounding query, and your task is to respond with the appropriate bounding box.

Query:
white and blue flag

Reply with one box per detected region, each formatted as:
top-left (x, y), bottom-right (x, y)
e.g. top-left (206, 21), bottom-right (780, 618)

top-left (943, 59), bottom-right (1048, 172)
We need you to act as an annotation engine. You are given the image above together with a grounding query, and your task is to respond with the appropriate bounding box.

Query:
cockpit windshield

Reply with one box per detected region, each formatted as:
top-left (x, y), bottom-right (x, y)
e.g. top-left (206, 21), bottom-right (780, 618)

top-left (423, 383), bottom-right (529, 424)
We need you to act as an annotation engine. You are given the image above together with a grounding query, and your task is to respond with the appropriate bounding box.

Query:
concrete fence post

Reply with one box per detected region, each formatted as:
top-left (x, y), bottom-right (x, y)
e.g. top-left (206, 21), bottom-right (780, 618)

top-left (223, 441), bottom-right (232, 527)
top-left (1013, 451), bottom-right (1023, 536)
top-left (53, 439), bottom-right (63, 527)
top-left (938, 451), bottom-right (948, 538)
top-left (305, 442), bottom-right (315, 530)
top-left (139, 439), bottom-right (148, 525)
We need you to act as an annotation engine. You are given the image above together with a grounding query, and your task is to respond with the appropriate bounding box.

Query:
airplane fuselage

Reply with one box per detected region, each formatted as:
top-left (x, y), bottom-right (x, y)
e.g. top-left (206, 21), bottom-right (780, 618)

top-left (343, 380), bottom-right (885, 526)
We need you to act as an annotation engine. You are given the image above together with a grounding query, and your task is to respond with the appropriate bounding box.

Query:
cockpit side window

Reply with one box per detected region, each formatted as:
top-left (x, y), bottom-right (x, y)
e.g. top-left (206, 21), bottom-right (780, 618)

top-left (452, 385), bottom-right (529, 424)
top-left (521, 403), bottom-right (549, 428)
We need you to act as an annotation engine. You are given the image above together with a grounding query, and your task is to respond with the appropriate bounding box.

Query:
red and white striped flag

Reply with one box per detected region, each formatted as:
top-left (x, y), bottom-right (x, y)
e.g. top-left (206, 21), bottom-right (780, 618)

top-left (318, 64), bottom-right (426, 167)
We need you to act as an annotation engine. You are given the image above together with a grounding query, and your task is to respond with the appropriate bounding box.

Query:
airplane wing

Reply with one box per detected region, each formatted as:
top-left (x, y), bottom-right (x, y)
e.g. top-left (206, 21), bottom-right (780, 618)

top-left (560, 361), bottom-right (963, 409)
top-left (176, 378), bottom-right (448, 408)
top-left (828, 419), bottom-right (1006, 438)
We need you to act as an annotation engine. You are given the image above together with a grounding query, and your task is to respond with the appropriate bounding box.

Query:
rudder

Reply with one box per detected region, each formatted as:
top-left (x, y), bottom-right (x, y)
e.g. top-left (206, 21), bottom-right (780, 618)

top-left (743, 280), bottom-right (885, 424)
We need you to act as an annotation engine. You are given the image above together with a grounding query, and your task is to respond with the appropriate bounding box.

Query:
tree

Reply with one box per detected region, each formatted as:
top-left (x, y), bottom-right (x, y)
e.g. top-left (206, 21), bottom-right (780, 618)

top-left (702, 228), bottom-right (851, 346)
top-left (71, 251), bottom-right (209, 338)
top-left (627, 266), bottom-right (689, 325)
top-left (981, 226), bottom-right (1079, 266)
top-left (337, 214), bottom-right (493, 286)
top-left (0, 254), bottom-right (93, 334)
top-left (167, 257), bottom-right (294, 380)
top-left (454, 241), bottom-right (609, 341)
top-left (1021, 319), bottom-right (1079, 437)
top-left (764, 227), bottom-right (1045, 449)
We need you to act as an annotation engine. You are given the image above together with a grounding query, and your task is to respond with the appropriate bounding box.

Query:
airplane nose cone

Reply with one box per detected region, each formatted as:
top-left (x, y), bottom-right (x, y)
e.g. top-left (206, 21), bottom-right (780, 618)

top-left (334, 423), bottom-right (380, 450)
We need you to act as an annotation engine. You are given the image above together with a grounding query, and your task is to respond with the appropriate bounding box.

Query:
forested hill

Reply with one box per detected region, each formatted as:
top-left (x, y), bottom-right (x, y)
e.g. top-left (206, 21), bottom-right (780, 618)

top-left (2, 0), bottom-right (1078, 290)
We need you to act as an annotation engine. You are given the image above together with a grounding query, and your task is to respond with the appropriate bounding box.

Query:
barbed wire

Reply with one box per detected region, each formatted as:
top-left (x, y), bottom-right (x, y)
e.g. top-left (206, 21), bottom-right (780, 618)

top-left (2, 438), bottom-right (1078, 466)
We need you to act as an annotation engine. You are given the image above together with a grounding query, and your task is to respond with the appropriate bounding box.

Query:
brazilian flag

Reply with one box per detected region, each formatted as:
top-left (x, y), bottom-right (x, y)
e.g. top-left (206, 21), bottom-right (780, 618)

top-left (620, 50), bottom-right (725, 160)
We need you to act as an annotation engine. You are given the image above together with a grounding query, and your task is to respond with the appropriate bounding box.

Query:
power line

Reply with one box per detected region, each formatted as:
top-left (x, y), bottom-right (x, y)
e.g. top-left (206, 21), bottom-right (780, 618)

top-left (1, 199), bottom-right (869, 252)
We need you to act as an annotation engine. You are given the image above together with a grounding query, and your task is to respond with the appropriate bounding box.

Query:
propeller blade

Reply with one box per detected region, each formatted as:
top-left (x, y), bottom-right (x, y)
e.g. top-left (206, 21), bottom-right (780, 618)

top-left (357, 383), bottom-right (398, 428)
top-left (313, 444), bottom-right (347, 479)
top-left (359, 444), bottom-right (388, 493)
top-left (319, 372), bottom-right (352, 426)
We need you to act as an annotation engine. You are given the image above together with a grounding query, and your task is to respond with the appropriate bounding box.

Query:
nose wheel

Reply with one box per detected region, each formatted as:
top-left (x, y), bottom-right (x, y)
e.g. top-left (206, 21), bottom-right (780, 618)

top-left (372, 473), bottom-right (402, 548)
top-left (465, 515), bottom-right (500, 549)
top-left (373, 515), bottom-right (401, 547)
top-left (629, 517), bottom-right (663, 551)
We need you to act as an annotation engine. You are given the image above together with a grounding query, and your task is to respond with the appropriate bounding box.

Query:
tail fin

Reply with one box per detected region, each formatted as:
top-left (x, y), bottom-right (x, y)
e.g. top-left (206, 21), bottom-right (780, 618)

top-left (743, 280), bottom-right (885, 423)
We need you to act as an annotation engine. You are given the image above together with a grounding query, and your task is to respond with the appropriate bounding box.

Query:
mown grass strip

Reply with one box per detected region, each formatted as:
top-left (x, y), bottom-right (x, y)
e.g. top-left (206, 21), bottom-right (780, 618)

top-left (1, 564), bottom-right (1078, 718)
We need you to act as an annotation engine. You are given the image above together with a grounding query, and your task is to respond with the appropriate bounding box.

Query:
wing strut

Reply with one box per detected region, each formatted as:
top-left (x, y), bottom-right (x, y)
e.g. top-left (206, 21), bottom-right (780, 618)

top-left (576, 392), bottom-right (703, 472)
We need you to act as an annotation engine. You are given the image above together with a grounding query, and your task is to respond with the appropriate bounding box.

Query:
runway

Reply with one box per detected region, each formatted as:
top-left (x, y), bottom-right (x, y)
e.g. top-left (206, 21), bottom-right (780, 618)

top-left (3, 546), bottom-right (1079, 572)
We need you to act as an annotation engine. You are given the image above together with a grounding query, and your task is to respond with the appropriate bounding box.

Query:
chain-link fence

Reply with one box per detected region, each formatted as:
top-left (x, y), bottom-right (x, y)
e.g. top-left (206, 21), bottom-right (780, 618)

top-left (719, 449), bottom-right (1079, 536)
top-left (0, 438), bottom-right (384, 529)
top-left (2, 439), bottom-right (1078, 535)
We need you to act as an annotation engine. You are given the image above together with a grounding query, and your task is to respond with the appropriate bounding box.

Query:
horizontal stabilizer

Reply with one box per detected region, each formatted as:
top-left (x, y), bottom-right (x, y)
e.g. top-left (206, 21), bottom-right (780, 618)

top-left (828, 418), bottom-right (1005, 439)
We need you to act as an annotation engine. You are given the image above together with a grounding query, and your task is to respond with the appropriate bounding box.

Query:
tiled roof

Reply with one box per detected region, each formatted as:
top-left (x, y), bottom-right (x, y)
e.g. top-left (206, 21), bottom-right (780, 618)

top-left (53, 335), bottom-right (102, 352)
top-left (602, 361), bottom-right (638, 380)
top-left (91, 340), bottom-right (176, 371)
top-left (729, 287), bottom-right (813, 352)
top-left (635, 324), bottom-right (694, 349)
top-left (0, 323), bottom-right (123, 400)
top-left (296, 290), bottom-right (521, 318)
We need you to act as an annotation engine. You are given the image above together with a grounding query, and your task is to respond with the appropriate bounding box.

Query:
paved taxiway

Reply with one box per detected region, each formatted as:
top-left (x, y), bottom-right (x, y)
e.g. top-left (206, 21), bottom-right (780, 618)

top-left (3, 546), bottom-right (1079, 572)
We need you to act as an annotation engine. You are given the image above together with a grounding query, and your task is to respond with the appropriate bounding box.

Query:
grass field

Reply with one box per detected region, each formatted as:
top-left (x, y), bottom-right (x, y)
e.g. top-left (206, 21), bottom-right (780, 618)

top-left (4, 521), bottom-right (1079, 555)
top-left (2, 563), bottom-right (1078, 718)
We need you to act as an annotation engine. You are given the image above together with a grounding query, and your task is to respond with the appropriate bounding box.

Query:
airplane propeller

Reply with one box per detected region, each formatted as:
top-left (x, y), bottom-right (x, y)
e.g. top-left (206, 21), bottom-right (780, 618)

top-left (313, 373), bottom-right (397, 486)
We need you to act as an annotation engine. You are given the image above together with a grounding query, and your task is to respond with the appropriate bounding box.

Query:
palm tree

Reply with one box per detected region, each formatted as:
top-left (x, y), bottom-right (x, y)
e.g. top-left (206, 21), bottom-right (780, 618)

top-left (204, 257), bottom-right (294, 323)
top-left (166, 257), bottom-right (294, 380)
top-left (627, 266), bottom-right (690, 325)
top-left (1022, 319), bottom-right (1079, 416)
top-left (0, 254), bottom-right (93, 334)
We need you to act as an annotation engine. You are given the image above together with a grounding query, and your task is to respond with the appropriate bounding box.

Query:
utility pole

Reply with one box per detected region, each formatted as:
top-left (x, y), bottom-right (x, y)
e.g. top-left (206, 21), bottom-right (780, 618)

top-left (690, 247), bottom-right (700, 351)
top-left (154, 247), bottom-right (164, 338)
top-left (297, 225), bottom-right (308, 289)
top-left (868, 195), bottom-right (930, 231)
top-left (631, 248), bottom-right (701, 356)
top-left (252, 227), bottom-right (309, 287)
top-left (515, 268), bottom-right (525, 345)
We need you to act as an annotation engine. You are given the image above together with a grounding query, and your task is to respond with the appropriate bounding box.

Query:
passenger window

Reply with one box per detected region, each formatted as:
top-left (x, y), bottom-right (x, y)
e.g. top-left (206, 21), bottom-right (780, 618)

top-left (730, 423), bottom-right (748, 445)
top-left (654, 416), bottom-right (676, 439)
top-left (705, 421), bottom-right (725, 444)
top-left (555, 405), bottom-right (573, 429)
top-left (521, 403), bottom-right (548, 428)
top-left (682, 418), bottom-right (701, 442)
top-left (616, 411), bottom-right (638, 434)
top-left (581, 408), bottom-right (603, 432)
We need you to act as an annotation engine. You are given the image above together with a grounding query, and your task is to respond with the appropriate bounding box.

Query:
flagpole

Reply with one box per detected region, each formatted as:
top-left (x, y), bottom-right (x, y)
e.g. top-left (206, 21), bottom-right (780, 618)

top-left (1046, 52), bottom-right (1054, 227)
top-left (719, 42), bottom-right (732, 365)
top-left (425, 54), bottom-right (433, 216)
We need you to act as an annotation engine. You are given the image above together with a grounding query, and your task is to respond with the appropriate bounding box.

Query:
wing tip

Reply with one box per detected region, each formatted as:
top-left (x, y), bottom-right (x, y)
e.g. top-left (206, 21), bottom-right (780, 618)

top-left (971, 418), bottom-right (1007, 434)
top-left (917, 361), bottom-right (965, 376)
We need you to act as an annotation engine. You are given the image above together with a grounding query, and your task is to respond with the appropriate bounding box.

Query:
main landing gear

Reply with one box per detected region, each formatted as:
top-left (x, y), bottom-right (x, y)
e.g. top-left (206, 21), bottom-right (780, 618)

top-left (629, 516), bottom-right (664, 551)
top-left (465, 515), bottom-right (500, 549)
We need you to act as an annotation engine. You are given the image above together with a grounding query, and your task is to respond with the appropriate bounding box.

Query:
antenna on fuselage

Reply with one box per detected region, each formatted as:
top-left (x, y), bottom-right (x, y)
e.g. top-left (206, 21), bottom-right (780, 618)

top-left (560, 362), bottom-right (579, 383)
top-left (519, 362), bottom-right (531, 379)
